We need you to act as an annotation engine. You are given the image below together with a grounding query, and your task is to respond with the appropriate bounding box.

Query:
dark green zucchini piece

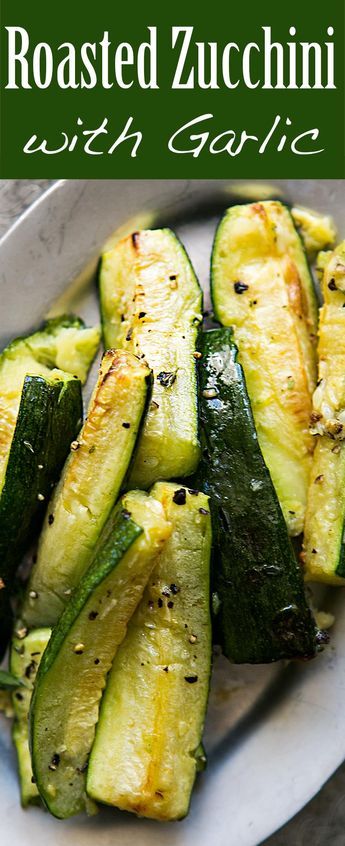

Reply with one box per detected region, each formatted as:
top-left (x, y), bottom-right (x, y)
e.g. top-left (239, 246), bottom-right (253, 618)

top-left (0, 670), bottom-right (22, 690)
top-left (99, 229), bottom-right (202, 489)
top-left (30, 491), bottom-right (171, 819)
top-left (211, 201), bottom-right (318, 536)
top-left (23, 350), bottom-right (152, 629)
top-left (87, 481), bottom-right (211, 821)
top-left (0, 374), bottom-right (82, 656)
top-left (197, 328), bottom-right (319, 663)
top-left (10, 628), bottom-right (51, 807)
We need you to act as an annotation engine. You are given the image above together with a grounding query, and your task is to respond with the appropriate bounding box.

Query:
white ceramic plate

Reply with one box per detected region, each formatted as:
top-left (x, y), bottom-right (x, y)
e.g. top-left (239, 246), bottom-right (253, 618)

top-left (1, 179), bottom-right (344, 846)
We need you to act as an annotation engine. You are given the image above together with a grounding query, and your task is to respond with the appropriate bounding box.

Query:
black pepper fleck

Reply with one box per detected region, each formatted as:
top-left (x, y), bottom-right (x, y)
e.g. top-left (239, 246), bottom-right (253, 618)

top-left (157, 371), bottom-right (177, 388)
top-left (25, 660), bottom-right (36, 679)
top-left (328, 279), bottom-right (337, 291)
top-left (170, 584), bottom-right (179, 594)
top-left (76, 761), bottom-right (88, 774)
top-left (199, 507), bottom-right (209, 515)
top-left (122, 422), bottom-right (130, 429)
top-left (184, 675), bottom-right (198, 684)
top-left (157, 598), bottom-right (163, 608)
top-left (173, 488), bottom-right (186, 505)
top-left (88, 611), bottom-right (98, 621)
top-left (167, 601), bottom-right (174, 609)
top-left (48, 514), bottom-right (54, 525)
top-left (234, 281), bottom-right (249, 294)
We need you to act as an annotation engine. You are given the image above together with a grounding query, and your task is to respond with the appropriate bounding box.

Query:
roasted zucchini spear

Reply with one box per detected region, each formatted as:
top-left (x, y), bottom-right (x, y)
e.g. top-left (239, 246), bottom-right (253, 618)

top-left (197, 328), bottom-right (319, 663)
top-left (303, 243), bottom-right (345, 583)
top-left (10, 628), bottom-right (51, 807)
top-left (23, 350), bottom-right (152, 628)
top-left (30, 492), bottom-right (171, 819)
top-left (99, 229), bottom-right (202, 488)
top-left (87, 482), bottom-right (211, 821)
top-left (211, 201), bottom-right (318, 536)
top-left (0, 375), bottom-right (82, 656)
top-left (0, 315), bottom-right (99, 654)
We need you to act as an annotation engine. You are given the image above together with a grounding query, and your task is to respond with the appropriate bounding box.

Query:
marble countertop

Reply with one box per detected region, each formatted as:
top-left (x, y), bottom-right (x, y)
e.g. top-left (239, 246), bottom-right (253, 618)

top-left (1, 178), bottom-right (344, 846)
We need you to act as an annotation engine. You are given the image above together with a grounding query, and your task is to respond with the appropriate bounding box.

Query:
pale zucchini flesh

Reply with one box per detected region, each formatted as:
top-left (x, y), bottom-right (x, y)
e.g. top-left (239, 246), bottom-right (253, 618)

top-left (100, 229), bottom-right (202, 489)
top-left (87, 482), bottom-right (211, 821)
top-left (10, 628), bottom-right (51, 807)
top-left (303, 242), bottom-right (345, 583)
top-left (211, 201), bottom-right (318, 535)
top-left (311, 243), bottom-right (345, 438)
top-left (30, 492), bottom-right (171, 819)
top-left (23, 350), bottom-right (152, 628)
top-left (291, 207), bottom-right (336, 260)
top-left (303, 438), bottom-right (345, 584)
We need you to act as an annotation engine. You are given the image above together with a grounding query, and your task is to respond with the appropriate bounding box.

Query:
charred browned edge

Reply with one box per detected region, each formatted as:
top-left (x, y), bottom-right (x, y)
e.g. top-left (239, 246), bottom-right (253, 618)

top-left (100, 350), bottom-right (136, 386)
top-left (131, 232), bottom-right (141, 251)
top-left (251, 202), bottom-right (268, 222)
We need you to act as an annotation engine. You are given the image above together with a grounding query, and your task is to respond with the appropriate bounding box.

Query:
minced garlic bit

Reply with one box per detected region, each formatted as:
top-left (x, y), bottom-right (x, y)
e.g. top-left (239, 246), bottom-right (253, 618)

top-left (23, 440), bottom-right (34, 453)
top-left (74, 643), bottom-right (85, 654)
top-left (202, 388), bottom-right (218, 399)
top-left (15, 626), bottom-right (28, 640)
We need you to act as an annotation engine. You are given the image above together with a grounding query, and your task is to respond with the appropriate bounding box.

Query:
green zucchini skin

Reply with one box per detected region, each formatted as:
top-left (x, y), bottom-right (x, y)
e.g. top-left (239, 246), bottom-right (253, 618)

top-left (29, 493), bottom-right (170, 819)
top-left (0, 375), bottom-right (82, 657)
top-left (197, 328), bottom-right (319, 664)
top-left (10, 628), bottom-right (51, 807)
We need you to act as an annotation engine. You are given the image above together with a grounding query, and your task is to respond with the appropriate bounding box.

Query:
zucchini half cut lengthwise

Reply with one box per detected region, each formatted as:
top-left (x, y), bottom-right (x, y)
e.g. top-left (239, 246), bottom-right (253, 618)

top-left (197, 328), bottom-right (320, 663)
top-left (23, 350), bottom-right (152, 629)
top-left (303, 243), bottom-right (345, 584)
top-left (0, 315), bottom-right (100, 391)
top-left (0, 374), bottom-right (82, 657)
top-left (211, 201), bottom-right (318, 536)
top-left (87, 482), bottom-right (211, 821)
top-left (10, 628), bottom-right (51, 807)
top-left (99, 229), bottom-right (202, 489)
top-left (30, 491), bottom-right (171, 819)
